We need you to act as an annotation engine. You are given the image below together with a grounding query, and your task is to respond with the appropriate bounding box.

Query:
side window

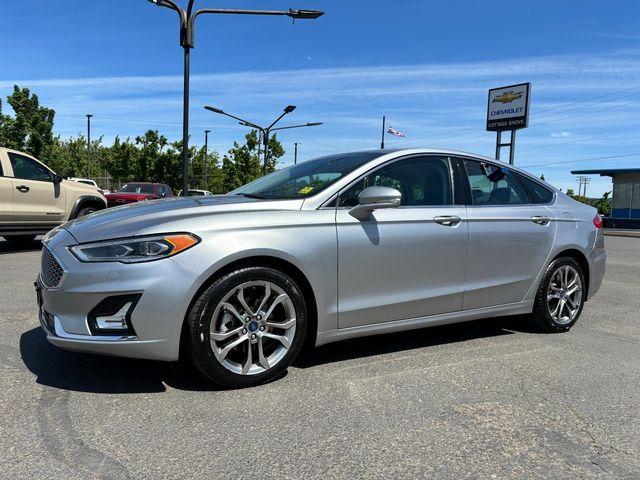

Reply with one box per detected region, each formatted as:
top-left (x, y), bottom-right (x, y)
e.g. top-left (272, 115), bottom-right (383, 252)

top-left (339, 156), bottom-right (453, 207)
top-left (8, 153), bottom-right (52, 182)
top-left (514, 173), bottom-right (554, 204)
top-left (464, 160), bottom-right (528, 205)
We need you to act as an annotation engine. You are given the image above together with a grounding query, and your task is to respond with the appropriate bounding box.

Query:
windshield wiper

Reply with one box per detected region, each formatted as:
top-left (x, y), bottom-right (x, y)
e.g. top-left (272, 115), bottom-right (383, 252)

top-left (233, 192), bottom-right (266, 199)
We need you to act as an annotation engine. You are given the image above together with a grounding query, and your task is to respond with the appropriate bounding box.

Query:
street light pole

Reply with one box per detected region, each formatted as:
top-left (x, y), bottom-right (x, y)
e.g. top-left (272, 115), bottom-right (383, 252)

top-left (86, 114), bottom-right (93, 179)
top-left (148, 0), bottom-right (323, 196)
top-left (294, 142), bottom-right (299, 164)
top-left (204, 129), bottom-right (210, 189)
top-left (205, 105), bottom-right (322, 173)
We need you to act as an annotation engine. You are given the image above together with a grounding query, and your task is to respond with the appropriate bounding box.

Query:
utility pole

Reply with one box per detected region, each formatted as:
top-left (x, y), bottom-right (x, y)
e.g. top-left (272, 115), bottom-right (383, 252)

top-left (576, 176), bottom-right (591, 197)
top-left (583, 177), bottom-right (590, 198)
top-left (294, 142), bottom-right (299, 164)
top-left (86, 114), bottom-right (93, 179)
top-left (204, 129), bottom-right (210, 189)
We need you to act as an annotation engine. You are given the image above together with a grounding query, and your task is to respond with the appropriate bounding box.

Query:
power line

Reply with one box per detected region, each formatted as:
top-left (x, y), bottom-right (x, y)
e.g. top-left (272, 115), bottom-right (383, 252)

top-left (521, 152), bottom-right (640, 169)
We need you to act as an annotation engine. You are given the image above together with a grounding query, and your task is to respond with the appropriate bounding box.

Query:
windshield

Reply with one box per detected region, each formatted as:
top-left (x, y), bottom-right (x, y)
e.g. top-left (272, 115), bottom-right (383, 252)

top-left (119, 183), bottom-right (154, 194)
top-left (230, 152), bottom-right (383, 199)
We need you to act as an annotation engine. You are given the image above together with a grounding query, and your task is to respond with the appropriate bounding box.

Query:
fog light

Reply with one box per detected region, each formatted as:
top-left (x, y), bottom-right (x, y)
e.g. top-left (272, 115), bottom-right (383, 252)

top-left (95, 303), bottom-right (132, 330)
top-left (88, 294), bottom-right (141, 336)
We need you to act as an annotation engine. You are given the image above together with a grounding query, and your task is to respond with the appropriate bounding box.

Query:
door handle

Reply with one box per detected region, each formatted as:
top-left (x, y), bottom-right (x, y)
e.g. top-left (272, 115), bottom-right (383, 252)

top-left (531, 215), bottom-right (550, 225)
top-left (434, 215), bottom-right (462, 227)
top-left (16, 185), bottom-right (30, 193)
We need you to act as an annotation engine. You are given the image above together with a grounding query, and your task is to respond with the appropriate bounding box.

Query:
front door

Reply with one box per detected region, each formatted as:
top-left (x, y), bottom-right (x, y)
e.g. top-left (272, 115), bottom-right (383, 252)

top-left (7, 152), bottom-right (65, 223)
top-left (336, 155), bottom-right (468, 329)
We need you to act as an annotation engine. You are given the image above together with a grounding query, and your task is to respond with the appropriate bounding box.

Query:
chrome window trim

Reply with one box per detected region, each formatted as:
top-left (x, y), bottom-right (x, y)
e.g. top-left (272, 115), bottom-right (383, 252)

top-left (457, 155), bottom-right (557, 208)
top-left (321, 153), bottom-right (458, 210)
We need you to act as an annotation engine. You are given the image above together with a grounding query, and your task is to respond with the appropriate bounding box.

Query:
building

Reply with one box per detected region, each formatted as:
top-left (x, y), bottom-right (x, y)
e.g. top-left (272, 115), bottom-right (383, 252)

top-left (571, 168), bottom-right (640, 228)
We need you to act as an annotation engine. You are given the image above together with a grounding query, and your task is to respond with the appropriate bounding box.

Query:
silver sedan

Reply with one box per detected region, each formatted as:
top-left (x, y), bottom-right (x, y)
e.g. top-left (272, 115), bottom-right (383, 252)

top-left (36, 149), bottom-right (606, 387)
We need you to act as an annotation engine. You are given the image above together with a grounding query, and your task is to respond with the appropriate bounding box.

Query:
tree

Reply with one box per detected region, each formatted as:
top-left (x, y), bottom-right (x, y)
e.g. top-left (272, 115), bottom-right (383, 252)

top-left (221, 130), bottom-right (285, 191)
top-left (190, 145), bottom-right (223, 193)
top-left (595, 191), bottom-right (612, 216)
top-left (0, 85), bottom-right (55, 158)
top-left (566, 188), bottom-right (575, 197)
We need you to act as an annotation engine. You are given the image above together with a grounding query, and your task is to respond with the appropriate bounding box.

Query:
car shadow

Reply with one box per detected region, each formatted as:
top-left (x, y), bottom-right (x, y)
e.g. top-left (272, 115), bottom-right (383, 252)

top-left (20, 327), bottom-right (222, 394)
top-left (0, 237), bottom-right (42, 255)
top-left (20, 315), bottom-right (536, 394)
top-left (294, 315), bottom-right (531, 368)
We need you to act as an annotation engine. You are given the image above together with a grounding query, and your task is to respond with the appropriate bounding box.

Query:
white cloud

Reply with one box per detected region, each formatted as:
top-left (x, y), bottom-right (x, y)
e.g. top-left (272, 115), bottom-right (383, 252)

top-left (550, 131), bottom-right (572, 138)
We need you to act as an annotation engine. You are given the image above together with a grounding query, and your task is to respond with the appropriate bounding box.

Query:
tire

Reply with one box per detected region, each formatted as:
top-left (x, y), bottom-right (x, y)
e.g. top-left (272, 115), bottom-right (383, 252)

top-left (4, 234), bottom-right (37, 244)
top-left (531, 256), bottom-right (586, 332)
top-left (186, 266), bottom-right (308, 388)
top-left (75, 206), bottom-right (98, 218)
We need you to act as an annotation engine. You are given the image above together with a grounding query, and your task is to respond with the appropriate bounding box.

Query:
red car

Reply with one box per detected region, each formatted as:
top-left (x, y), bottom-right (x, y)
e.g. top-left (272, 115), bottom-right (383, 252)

top-left (105, 183), bottom-right (173, 208)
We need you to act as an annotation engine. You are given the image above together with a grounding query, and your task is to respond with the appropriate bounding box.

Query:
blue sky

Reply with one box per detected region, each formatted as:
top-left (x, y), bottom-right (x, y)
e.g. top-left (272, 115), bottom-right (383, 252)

top-left (1, 0), bottom-right (639, 196)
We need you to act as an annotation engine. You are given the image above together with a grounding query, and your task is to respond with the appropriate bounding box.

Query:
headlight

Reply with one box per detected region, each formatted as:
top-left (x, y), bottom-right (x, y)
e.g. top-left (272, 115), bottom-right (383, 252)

top-left (69, 233), bottom-right (200, 263)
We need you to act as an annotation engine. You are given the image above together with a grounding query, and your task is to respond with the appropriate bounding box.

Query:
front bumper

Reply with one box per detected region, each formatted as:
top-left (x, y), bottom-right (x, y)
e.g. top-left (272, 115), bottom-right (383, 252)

top-left (37, 228), bottom-right (199, 361)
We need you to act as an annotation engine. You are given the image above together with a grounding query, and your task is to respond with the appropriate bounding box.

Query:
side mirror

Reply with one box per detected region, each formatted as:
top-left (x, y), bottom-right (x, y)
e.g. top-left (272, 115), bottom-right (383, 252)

top-left (348, 186), bottom-right (401, 220)
top-left (53, 174), bottom-right (63, 184)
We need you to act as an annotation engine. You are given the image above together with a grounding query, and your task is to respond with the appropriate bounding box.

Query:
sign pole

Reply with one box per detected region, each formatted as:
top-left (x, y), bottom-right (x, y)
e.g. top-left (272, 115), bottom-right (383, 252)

top-left (381, 115), bottom-right (385, 150)
top-left (495, 131), bottom-right (501, 160)
top-left (509, 129), bottom-right (516, 165)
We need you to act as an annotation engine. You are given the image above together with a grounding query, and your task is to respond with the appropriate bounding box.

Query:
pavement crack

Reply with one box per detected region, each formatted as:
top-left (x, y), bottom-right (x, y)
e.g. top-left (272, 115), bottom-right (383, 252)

top-left (37, 387), bottom-right (132, 480)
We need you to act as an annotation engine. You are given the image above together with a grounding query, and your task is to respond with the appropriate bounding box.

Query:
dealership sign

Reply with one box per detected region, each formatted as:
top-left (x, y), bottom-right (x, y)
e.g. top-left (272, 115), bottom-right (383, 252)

top-left (486, 82), bottom-right (530, 132)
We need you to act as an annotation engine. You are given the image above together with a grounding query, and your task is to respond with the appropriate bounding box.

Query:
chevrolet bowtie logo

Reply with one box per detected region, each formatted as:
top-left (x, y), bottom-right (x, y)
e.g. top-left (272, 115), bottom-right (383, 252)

top-left (493, 91), bottom-right (524, 103)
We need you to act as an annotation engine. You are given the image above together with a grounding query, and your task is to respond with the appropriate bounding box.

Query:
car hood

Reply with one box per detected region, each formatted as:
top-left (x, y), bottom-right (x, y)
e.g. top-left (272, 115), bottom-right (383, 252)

top-left (63, 195), bottom-right (304, 243)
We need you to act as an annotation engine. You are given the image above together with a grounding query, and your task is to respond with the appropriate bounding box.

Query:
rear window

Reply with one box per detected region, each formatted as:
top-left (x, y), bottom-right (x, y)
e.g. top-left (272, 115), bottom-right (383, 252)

top-left (515, 173), bottom-right (554, 204)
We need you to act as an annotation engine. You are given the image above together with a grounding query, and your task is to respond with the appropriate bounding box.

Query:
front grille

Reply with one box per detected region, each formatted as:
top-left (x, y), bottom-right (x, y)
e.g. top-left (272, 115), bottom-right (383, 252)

top-left (41, 247), bottom-right (64, 288)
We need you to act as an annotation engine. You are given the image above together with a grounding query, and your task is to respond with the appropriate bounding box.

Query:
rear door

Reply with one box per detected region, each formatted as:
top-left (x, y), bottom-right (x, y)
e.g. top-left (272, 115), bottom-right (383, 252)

top-left (7, 151), bottom-right (65, 223)
top-left (461, 158), bottom-right (557, 309)
top-left (336, 155), bottom-right (468, 328)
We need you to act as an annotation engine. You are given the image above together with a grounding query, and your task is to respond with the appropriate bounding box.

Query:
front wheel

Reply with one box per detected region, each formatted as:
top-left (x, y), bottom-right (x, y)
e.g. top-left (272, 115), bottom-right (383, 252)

top-left (75, 206), bottom-right (98, 218)
top-left (531, 256), bottom-right (585, 332)
top-left (186, 267), bottom-right (308, 388)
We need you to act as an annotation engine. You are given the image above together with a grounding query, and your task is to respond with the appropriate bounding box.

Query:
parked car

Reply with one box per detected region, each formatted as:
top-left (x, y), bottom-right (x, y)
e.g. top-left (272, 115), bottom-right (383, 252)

top-left (36, 149), bottom-right (605, 388)
top-left (178, 189), bottom-right (214, 196)
top-left (67, 177), bottom-right (104, 195)
top-left (105, 182), bottom-right (173, 207)
top-left (0, 147), bottom-right (107, 244)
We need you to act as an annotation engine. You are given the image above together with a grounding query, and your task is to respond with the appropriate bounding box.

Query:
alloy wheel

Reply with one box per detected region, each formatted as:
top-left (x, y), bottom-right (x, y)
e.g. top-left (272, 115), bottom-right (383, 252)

top-left (547, 265), bottom-right (583, 325)
top-left (209, 281), bottom-right (297, 375)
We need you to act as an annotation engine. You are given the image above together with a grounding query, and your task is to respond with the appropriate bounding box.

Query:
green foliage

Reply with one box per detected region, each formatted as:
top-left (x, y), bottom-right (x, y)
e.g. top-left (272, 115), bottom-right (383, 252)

top-left (221, 130), bottom-right (284, 191)
top-left (566, 188), bottom-right (575, 197)
top-left (1, 86), bottom-right (286, 193)
top-left (595, 191), bottom-right (612, 215)
top-left (0, 85), bottom-right (55, 158)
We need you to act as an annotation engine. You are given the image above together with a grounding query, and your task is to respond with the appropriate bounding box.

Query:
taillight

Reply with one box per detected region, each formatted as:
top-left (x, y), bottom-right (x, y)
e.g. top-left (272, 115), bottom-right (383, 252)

top-left (593, 214), bottom-right (603, 229)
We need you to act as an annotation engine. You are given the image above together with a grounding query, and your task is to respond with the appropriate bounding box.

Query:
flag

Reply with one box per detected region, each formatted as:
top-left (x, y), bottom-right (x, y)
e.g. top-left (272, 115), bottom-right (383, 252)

top-left (387, 126), bottom-right (406, 137)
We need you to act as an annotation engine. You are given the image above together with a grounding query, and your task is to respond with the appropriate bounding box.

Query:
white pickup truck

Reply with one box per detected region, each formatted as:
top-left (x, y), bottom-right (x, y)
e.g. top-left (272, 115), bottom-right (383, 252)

top-left (0, 147), bottom-right (107, 244)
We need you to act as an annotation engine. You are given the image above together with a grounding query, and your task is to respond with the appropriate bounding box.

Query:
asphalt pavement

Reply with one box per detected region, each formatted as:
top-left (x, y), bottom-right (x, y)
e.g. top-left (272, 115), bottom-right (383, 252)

top-left (1, 236), bottom-right (639, 479)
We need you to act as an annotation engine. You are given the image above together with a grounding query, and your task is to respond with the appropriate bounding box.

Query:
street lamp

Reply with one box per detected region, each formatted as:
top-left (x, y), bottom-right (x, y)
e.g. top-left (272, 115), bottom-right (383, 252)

top-left (148, 0), bottom-right (324, 196)
top-left (204, 129), bottom-right (210, 189)
top-left (86, 114), bottom-right (93, 179)
top-left (205, 105), bottom-right (322, 172)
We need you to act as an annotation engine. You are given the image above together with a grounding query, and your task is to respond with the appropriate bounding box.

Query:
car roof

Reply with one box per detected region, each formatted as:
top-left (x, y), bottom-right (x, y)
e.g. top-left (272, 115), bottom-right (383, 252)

top-left (338, 148), bottom-right (555, 188)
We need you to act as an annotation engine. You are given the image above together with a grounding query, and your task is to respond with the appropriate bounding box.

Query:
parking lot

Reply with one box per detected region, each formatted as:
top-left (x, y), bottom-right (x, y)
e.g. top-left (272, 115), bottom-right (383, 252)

top-left (0, 235), bottom-right (638, 479)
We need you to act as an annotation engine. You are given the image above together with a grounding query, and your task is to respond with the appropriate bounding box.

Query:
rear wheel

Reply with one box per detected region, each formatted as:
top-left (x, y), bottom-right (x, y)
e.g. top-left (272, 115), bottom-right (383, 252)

top-left (186, 266), bottom-right (307, 388)
top-left (4, 234), bottom-right (37, 245)
top-left (531, 256), bottom-right (585, 332)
